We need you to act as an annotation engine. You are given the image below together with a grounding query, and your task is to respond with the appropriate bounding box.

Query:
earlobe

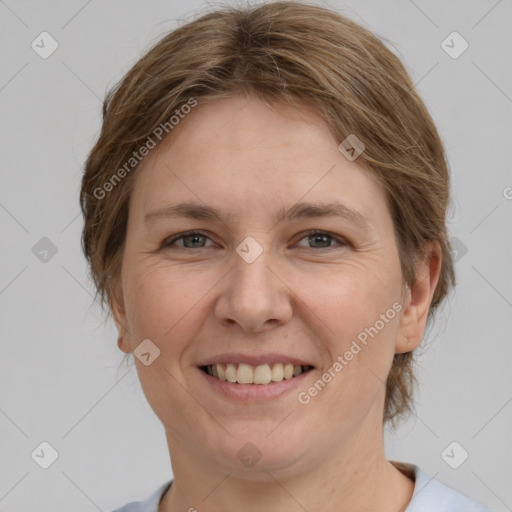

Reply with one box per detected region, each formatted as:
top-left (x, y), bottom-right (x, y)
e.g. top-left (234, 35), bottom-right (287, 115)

top-left (395, 242), bottom-right (442, 354)
top-left (117, 335), bottom-right (132, 354)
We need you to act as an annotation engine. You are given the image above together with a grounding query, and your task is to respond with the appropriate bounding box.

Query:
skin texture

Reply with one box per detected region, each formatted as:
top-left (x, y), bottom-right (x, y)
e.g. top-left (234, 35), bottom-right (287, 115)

top-left (112, 94), bottom-right (441, 512)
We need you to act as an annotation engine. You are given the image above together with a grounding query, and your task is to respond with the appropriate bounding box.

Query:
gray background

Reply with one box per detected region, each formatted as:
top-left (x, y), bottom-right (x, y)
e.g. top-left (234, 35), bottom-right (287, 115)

top-left (0, 0), bottom-right (510, 510)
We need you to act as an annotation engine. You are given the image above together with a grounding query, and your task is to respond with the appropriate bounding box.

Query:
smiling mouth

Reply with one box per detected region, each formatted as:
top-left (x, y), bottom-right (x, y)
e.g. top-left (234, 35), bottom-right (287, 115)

top-left (199, 363), bottom-right (314, 385)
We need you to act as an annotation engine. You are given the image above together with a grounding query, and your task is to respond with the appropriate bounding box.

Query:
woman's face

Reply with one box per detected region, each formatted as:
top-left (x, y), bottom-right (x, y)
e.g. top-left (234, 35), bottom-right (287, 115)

top-left (113, 94), bottom-right (426, 478)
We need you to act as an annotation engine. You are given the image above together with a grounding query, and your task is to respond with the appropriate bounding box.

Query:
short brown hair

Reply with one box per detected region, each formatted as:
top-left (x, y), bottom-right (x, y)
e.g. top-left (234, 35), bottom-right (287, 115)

top-left (80, 1), bottom-right (455, 428)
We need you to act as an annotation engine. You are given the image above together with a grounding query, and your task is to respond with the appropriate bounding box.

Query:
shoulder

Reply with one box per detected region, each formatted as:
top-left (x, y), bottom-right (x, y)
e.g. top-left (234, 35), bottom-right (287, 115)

top-left (110, 480), bottom-right (172, 512)
top-left (403, 463), bottom-right (492, 512)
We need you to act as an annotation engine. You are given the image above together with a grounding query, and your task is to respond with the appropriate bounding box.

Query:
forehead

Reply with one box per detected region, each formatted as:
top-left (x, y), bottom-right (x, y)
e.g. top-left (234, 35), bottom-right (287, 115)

top-left (130, 95), bottom-right (390, 228)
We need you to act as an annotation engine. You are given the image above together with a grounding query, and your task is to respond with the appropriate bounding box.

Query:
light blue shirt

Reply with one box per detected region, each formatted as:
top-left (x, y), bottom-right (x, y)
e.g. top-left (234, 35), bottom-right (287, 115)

top-left (111, 463), bottom-right (492, 511)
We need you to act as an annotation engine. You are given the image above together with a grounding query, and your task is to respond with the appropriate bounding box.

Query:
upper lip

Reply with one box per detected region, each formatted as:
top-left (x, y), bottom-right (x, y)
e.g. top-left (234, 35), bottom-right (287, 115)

top-left (197, 352), bottom-right (315, 367)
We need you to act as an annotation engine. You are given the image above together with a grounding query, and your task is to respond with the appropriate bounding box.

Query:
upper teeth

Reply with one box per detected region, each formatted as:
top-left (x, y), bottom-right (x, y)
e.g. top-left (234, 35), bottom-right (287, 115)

top-left (205, 363), bottom-right (309, 385)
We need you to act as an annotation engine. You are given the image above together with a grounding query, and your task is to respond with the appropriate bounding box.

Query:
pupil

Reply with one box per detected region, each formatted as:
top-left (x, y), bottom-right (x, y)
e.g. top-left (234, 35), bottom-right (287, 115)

top-left (185, 234), bottom-right (204, 247)
top-left (311, 234), bottom-right (329, 248)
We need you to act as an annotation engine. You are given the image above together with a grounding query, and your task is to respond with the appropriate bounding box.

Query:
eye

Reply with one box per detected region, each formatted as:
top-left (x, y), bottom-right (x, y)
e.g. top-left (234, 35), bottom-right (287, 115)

top-left (161, 230), bottom-right (214, 249)
top-left (296, 230), bottom-right (348, 250)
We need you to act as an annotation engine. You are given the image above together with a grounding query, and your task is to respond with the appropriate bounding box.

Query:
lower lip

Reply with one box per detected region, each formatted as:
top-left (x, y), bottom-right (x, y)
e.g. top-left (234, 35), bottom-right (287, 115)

top-left (198, 367), bottom-right (314, 402)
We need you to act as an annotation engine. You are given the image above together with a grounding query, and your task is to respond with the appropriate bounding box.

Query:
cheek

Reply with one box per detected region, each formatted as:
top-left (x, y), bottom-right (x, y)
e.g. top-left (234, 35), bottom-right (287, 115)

top-left (304, 262), bottom-right (401, 340)
top-left (299, 260), bottom-right (402, 403)
top-left (297, 270), bottom-right (400, 420)
top-left (123, 262), bottom-right (205, 351)
top-left (122, 265), bottom-right (207, 419)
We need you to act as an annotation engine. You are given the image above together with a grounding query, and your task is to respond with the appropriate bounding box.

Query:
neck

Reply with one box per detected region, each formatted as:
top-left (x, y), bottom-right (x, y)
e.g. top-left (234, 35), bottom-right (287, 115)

top-left (159, 422), bottom-right (414, 512)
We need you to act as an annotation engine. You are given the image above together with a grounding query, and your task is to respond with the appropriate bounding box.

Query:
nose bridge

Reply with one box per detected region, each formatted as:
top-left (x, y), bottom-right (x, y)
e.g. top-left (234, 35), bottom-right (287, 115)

top-left (234, 243), bottom-right (272, 291)
top-left (216, 235), bottom-right (292, 331)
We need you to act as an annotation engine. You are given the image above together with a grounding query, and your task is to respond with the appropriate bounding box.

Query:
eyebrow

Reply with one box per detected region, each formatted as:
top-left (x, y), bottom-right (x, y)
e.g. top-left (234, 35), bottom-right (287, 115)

top-left (144, 201), bottom-right (371, 228)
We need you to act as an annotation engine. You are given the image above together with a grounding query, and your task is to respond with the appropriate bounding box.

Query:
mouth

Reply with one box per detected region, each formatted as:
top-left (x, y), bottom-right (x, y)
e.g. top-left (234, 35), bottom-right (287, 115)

top-left (199, 363), bottom-right (315, 385)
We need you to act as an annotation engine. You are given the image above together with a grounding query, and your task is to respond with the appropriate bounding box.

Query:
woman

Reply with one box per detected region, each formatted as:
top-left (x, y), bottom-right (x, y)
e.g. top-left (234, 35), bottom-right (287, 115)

top-left (80, 2), bottom-right (492, 511)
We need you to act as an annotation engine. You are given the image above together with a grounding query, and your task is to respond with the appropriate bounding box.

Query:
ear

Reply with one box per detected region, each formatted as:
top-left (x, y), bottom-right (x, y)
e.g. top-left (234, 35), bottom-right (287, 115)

top-left (111, 282), bottom-right (133, 354)
top-left (395, 241), bottom-right (442, 354)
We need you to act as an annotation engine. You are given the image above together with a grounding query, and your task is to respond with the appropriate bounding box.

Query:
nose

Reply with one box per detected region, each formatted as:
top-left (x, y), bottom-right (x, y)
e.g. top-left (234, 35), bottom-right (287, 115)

top-left (214, 247), bottom-right (293, 333)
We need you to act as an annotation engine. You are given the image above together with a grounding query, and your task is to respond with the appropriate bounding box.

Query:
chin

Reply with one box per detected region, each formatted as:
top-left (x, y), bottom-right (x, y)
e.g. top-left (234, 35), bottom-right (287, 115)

top-left (202, 428), bottom-right (311, 479)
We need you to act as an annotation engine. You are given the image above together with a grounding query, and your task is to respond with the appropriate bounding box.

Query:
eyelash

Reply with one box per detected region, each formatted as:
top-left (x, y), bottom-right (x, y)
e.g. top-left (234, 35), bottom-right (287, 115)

top-left (161, 229), bottom-right (349, 251)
